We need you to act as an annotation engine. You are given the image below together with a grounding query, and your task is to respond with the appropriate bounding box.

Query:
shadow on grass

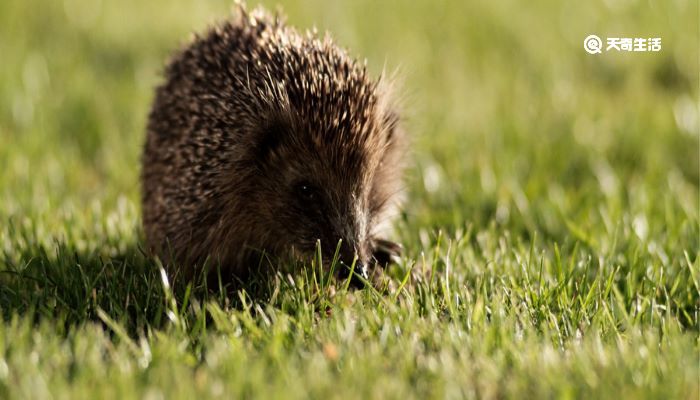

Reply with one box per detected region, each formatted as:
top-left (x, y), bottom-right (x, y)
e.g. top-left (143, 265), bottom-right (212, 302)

top-left (0, 239), bottom-right (282, 334)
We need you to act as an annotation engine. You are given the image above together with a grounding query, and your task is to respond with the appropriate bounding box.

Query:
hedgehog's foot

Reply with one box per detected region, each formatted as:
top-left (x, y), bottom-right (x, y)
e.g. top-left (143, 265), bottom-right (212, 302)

top-left (372, 238), bottom-right (402, 268)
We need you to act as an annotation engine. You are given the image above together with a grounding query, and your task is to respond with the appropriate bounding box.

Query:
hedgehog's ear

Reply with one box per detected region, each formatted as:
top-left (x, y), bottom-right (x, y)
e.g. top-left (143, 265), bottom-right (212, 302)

top-left (255, 119), bottom-right (287, 162)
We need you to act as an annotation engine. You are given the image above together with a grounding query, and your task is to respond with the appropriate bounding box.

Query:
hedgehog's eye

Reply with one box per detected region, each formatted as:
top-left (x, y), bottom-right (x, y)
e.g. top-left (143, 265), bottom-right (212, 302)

top-left (294, 181), bottom-right (318, 202)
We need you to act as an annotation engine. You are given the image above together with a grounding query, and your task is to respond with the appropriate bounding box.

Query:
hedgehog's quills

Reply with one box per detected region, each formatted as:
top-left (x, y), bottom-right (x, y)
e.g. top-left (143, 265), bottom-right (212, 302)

top-left (141, 5), bottom-right (405, 287)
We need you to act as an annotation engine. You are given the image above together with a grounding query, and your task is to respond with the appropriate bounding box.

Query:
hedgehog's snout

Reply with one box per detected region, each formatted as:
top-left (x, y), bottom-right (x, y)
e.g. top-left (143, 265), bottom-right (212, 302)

top-left (333, 238), bottom-right (369, 288)
top-left (337, 259), bottom-right (368, 288)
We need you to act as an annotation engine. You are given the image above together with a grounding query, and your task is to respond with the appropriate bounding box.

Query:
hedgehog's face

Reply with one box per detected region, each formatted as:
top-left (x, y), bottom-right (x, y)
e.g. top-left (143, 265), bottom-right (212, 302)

top-left (247, 111), bottom-right (399, 285)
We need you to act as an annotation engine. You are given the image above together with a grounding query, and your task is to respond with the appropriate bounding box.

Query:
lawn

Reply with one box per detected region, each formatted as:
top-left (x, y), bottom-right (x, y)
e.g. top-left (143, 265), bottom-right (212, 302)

top-left (0, 0), bottom-right (698, 398)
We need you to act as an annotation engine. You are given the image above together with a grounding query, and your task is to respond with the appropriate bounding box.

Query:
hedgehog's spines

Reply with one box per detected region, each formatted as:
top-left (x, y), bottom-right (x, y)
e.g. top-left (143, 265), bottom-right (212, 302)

top-left (142, 4), bottom-right (404, 281)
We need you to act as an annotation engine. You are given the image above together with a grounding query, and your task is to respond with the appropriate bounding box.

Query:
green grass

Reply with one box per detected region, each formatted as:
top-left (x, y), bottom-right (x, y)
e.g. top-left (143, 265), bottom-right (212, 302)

top-left (1, 0), bottom-right (698, 398)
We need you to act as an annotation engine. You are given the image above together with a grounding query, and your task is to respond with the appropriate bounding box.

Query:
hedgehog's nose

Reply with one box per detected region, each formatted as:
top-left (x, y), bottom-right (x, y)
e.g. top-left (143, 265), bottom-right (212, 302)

top-left (338, 260), bottom-right (368, 288)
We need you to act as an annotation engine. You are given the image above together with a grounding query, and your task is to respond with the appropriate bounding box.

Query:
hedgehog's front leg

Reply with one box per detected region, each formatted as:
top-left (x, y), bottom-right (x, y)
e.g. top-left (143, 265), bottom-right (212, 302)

top-left (372, 238), bottom-right (402, 268)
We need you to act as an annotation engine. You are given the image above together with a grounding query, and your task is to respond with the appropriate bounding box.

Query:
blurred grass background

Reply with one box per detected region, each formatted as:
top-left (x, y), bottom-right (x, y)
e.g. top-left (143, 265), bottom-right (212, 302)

top-left (0, 0), bottom-right (698, 398)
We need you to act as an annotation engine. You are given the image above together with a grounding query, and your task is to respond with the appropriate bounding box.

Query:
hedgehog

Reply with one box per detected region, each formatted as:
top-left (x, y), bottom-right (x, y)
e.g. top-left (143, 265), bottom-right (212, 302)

top-left (141, 5), bottom-right (405, 287)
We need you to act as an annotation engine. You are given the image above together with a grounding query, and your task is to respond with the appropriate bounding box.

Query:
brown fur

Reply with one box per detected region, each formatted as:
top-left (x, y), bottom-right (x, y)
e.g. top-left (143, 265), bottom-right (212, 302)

top-left (141, 5), bottom-right (405, 283)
